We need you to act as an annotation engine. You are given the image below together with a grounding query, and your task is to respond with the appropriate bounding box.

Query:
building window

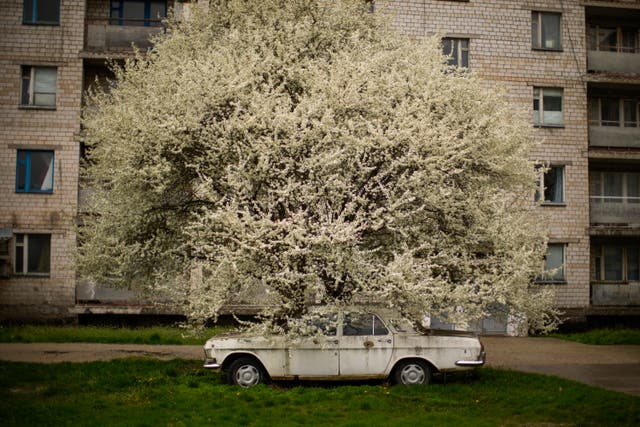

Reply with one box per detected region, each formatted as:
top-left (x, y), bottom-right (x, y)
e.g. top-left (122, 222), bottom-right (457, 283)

top-left (589, 97), bottom-right (639, 127)
top-left (21, 66), bottom-right (57, 107)
top-left (594, 244), bottom-right (640, 282)
top-left (442, 38), bottom-right (469, 68)
top-left (532, 11), bottom-right (562, 50)
top-left (539, 244), bottom-right (566, 282)
top-left (23, 0), bottom-right (60, 25)
top-left (536, 165), bottom-right (564, 204)
top-left (533, 87), bottom-right (563, 127)
top-left (591, 171), bottom-right (640, 205)
top-left (14, 234), bottom-right (51, 276)
top-left (16, 150), bottom-right (54, 193)
top-left (588, 25), bottom-right (640, 53)
top-left (109, 0), bottom-right (167, 26)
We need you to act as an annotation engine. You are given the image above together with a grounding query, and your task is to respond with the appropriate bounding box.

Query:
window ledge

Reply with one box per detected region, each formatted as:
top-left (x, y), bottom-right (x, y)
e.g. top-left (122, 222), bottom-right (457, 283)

top-left (18, 105), bottom-right (56, 111)
top-left (22, 22), bottom-right (60, 26)
top-left (13, 274), bottom-right (51, 279)
top-left (535, 280), bottom-right (567, 285)
top-left (540, 202), bottom-right (566, 207)
top-left (532, 47), bottom-right (563, 52)
top-left (15, 191), bottom-right (54, 195)
top-left (534, 124), bottom-right (565, 129)
top-left (591, 281), bottom-right (630, 285)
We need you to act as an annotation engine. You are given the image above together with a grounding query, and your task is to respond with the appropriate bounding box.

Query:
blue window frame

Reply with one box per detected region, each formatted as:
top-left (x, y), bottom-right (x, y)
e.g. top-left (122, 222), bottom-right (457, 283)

top-left (109, 0), bottom-right (167, 26)
top-left (16, 150), bottom-right (54, 193)
top-left (23, 0), bottom-right (60, 25)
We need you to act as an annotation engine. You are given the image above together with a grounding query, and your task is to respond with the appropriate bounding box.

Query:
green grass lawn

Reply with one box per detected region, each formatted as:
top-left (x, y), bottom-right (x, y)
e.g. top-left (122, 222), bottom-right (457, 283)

top-left (549, 329), bottom-right (640, 345)
top-left (1, 359), bottom-right (638, 426)
top-left (0, 325), bottom-right (231, 345)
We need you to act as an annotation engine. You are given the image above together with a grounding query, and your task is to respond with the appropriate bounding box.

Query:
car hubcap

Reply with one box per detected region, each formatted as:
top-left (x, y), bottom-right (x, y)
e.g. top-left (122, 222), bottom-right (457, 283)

top-left (400, 364), bottom-right (425, 384)
top-left (235, 365), bottom-right (260, 387)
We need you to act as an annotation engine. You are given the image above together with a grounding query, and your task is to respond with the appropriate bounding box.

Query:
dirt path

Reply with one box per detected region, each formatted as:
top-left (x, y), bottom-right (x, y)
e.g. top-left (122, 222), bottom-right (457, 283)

top-left (2, 337), bottom-right (640, 395)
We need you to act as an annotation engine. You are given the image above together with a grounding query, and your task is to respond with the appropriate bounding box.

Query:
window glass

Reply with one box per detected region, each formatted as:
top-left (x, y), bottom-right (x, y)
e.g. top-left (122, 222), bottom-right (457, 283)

top-left (343, 313), bottom-right (388, 336)
top-left (603, 173), bottom-right (623, 203)
top-left (540, 13), bottom-right (561, 49)
top-left (543, 88), bottom-right (563, 125)
top-left (542, 166), bottom-right (564, 203)
top-left (23, 0), bottom-right (60, 24)
top-left (532, 12), bottom-right (561, 49)
top-left (149, 1), bottom-right (166, 21)
top-left (33, 67), bottom-right (57, 106)
top-left (27, 234), bottom-right (51, 274)
top-left (543, 244), bottom-right (565, 281)
top-left (14, 234), bottom-right (50, 275)
top-left (604, 246), bottom-right (623, 281)
top-left (591, 172), bottom-right (602, 203)
top-left (628, 247), bottom-right (639, 281)
top-left (621, 29), bottom-right (636, 53)
top-left (623, 100), bottom-right (637, 127)
top-left (601, 98), bottom-right (620, 126)
top-left (16, 150), bottom-right (54, 193)
top-left (599, 28), bottom-right (617, 52)
top-left (628, 173), bottom-right (640, 203)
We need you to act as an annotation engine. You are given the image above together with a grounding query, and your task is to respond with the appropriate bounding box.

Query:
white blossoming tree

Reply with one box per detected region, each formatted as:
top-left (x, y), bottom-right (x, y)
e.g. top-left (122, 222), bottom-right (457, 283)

top-left (78, 0), bottom-right (558, 333)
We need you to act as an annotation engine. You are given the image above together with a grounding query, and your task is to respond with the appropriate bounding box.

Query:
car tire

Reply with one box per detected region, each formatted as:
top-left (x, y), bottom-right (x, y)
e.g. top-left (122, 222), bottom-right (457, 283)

top-left (392, 359), bottom-right (432, 385)
top-left (227, 357), bottom-right (267, 387)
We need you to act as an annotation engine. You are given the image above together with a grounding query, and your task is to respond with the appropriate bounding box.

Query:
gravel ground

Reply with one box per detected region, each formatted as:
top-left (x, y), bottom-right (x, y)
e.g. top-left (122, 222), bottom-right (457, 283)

top-left (1, 336), bottom-right (639, 395)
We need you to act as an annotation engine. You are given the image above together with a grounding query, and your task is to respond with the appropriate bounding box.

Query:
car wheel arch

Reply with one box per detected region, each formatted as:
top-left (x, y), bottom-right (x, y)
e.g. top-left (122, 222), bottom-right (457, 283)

top-left (390, 357), bottom-right (438, 377)
top-left (221, 352), bottom-right (269, 377)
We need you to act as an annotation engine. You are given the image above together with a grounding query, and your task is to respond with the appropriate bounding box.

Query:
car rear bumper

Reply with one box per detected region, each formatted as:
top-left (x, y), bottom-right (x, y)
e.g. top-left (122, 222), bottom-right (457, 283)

top-left (455, 351), bottom-right (486, 367)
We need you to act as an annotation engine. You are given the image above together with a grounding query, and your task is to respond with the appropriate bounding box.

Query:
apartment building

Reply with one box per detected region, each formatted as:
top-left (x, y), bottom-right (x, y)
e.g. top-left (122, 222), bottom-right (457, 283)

top-left (0, 0), bottom-right (638, 329)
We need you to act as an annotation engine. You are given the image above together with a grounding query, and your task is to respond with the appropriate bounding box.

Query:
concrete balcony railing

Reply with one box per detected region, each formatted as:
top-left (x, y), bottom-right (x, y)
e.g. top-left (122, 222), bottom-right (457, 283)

top-left (588, 50), bottom-right (640, 74)
top-left (589, 125), bottom-right (640, 148)
top-left (590, 196), bottom-right (640, 225)
top-left (85, 19), bottom-right (164, 52)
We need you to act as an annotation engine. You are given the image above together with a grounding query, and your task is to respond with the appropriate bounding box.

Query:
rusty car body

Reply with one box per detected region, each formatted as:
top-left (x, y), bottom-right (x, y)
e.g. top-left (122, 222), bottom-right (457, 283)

top-left (203, 309), bottom-right (485, 387)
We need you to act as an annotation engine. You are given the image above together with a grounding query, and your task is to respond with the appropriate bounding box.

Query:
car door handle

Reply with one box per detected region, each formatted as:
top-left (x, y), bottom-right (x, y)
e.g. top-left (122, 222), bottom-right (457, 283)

top-left (377, 339), bottom-right (391, 344)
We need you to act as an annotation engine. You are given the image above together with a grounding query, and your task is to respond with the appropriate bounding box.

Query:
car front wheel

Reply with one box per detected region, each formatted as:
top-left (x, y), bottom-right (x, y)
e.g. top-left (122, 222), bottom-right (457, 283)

top-left (393, 360), bottom-right (431, 385)
top-left (227, 357), bottom-right (266, 387)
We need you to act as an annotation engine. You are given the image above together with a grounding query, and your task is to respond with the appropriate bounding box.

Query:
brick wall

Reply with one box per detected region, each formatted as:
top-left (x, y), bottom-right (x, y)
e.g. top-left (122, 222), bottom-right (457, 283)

top-left (0, 0), bottom-right (84, 320)
top-left (387, 0), bottom-right (593, 309)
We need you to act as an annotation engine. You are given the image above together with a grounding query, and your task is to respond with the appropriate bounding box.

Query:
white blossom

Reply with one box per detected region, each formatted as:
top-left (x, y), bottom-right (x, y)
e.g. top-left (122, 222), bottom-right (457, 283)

top-left (78, 0), bottom-right (558, 333)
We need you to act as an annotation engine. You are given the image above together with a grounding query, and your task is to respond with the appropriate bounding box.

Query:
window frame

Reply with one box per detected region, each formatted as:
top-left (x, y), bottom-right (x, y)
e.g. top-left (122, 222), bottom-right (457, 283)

top-left (109, 0), bottom-right (167, 27)
top-left (590, 171), bottom-right (640, 205)
top-left (537, 243), bottom-right (566, 284)
top-left (536, 164), bottom-right (565, 205)
top-left (588, 25), bottom-right (640, 53)
top-left (13, 233), bottom-right (51, 276)
top-left (15, 149), bottom-right (55, 194)
top-left (532, 11), bottom-right (563, 51)
top-left (593, 244), bottom-right (640, 283)
top-left (20, 66), bottom-right (57, 109)
top-left (589, 97), bottom-right (640, 128)
top-left (22, 0), bottom-right (60, 25)
top-left (533, 87), bottom-right (564, 127)
top-left (442, 37), bottom-right (470, 68)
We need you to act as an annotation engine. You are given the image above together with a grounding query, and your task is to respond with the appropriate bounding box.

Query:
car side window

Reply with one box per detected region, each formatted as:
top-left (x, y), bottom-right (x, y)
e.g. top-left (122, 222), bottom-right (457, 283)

top-left (307, 314), bottom-right (338, 336)
top-left (343, 314), bottom-right (389, 336)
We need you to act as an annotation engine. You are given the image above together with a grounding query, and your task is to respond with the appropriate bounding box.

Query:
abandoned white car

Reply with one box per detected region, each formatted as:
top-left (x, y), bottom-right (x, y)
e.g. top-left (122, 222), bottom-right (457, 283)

top-left (203, 310), bottom-right (485, 387)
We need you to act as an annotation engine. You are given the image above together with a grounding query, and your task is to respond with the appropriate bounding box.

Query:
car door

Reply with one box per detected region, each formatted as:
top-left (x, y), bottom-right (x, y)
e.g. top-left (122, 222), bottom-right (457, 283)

top-left (285, 315), bottom-right (340, 377)
top-left (339, 313), bottom-right (394, 376)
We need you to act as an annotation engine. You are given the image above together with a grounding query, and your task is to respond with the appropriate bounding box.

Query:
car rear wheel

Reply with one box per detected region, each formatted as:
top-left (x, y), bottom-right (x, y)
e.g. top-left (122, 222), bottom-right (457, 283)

top-left (227, 357), bottom-right (266, 387)
top-left (393, 360), bottom-right (431, 385)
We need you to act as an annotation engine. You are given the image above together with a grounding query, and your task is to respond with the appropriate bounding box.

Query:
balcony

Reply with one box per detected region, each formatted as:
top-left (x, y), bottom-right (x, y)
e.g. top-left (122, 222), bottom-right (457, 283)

top-left (590, 196), bottom-right (640, 225)
top-left (588, 50), bottom-right (640, 75)
top-left (589, 126), bottom-right (640, 148)
top-left (85, 19), bottom-right (164, 53)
